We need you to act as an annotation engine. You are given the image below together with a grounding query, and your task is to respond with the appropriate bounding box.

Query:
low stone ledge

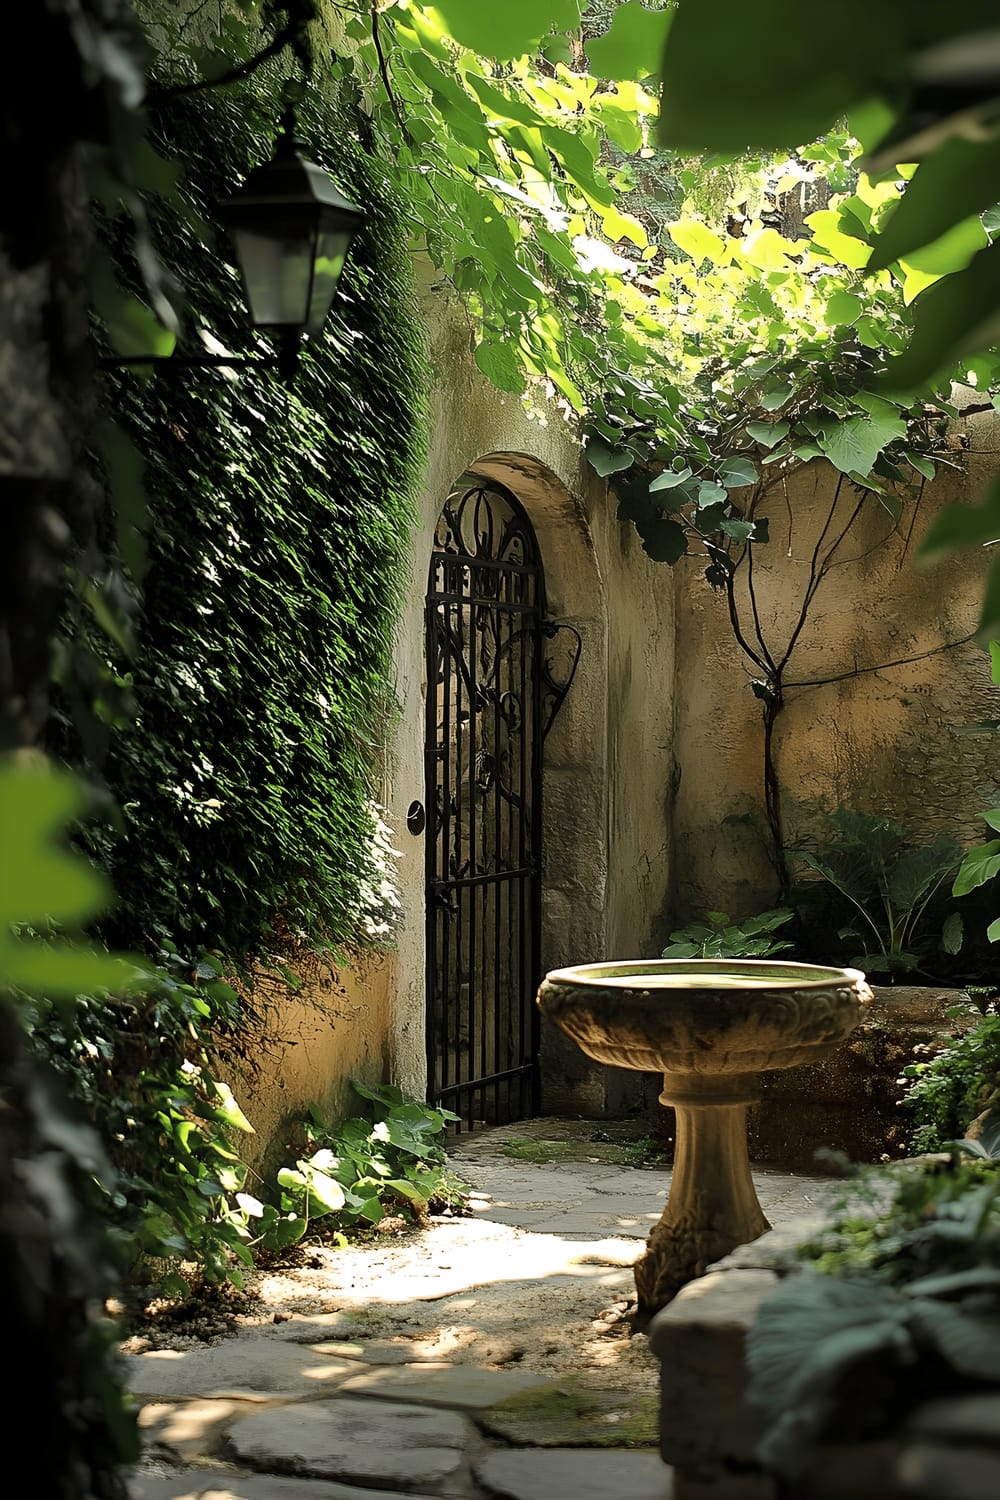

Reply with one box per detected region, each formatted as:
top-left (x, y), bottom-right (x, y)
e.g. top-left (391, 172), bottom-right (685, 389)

top-left (649, 1267), bottom-right (780, 1499)
top-left (650, 1228), bottom-right (1000, 1500)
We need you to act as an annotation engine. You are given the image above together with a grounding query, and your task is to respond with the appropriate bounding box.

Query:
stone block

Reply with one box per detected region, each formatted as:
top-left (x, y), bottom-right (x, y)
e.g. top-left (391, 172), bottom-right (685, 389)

top-left (476, 1447), bottom-right (672, 1500)
top-left (649, 1269), bottom-right (780, 1479)
top-left (227, 1396), bottom-right (474, 1490)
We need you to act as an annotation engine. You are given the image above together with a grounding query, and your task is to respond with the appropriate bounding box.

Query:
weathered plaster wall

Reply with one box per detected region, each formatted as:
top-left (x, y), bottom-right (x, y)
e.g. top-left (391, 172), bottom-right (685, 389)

top-left (671, 406), bottom-right (1000, 921)
top-left (228, 954), bottom-right (395, 1175)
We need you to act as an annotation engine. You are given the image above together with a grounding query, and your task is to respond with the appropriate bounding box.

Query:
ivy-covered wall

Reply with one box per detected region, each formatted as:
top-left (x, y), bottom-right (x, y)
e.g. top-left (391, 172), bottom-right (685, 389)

top-left (80, 78), bottom-right (427, 968)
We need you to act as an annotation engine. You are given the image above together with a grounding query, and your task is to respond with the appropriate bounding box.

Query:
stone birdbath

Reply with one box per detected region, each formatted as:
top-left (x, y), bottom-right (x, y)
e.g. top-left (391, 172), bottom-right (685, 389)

top-left (537, 958), bottom-right (872, 1313)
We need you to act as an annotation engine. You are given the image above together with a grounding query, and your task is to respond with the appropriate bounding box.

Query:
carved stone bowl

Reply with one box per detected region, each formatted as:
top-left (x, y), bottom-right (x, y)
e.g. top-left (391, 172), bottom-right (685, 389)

top-left (537, 958), bottom-right (873, 1080)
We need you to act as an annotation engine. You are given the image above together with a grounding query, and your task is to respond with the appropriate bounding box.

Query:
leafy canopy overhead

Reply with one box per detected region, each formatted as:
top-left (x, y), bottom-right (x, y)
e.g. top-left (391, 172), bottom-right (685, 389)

top-left (269, 0), bottom-right (996, 575)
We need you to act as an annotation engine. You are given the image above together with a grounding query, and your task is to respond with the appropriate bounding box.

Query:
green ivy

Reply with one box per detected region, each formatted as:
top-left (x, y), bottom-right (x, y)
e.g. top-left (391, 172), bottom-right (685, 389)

top-left (72, 75), bottom-right (427, 966)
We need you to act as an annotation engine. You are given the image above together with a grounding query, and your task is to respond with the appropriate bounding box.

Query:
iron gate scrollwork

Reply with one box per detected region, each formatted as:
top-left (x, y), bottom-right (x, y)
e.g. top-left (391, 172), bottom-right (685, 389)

top-left (425, 478), bottom-right (579, 1129)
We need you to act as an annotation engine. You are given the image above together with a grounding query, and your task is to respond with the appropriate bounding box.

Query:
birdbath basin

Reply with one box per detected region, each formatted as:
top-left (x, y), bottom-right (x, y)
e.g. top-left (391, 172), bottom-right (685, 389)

top-left (537, 958), bottom-right (872, 1312)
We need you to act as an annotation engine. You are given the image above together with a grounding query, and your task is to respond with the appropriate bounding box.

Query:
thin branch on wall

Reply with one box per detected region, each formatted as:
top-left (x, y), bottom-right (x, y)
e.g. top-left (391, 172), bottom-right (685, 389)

top-left (785, 631), bottom-right (979, 691)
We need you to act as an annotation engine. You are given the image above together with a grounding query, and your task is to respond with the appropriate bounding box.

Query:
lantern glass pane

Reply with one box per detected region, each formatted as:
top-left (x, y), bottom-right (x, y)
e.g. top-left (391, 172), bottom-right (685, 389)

top-left (231, 226), bottom-right (314, 327)
top-left (306, 228), bottom-right (351, 333)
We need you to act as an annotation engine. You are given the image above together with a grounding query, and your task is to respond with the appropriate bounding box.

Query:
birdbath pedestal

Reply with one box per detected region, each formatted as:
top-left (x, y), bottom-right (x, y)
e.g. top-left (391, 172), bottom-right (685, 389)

top-left (537, 959), bottom-right (871, 1313)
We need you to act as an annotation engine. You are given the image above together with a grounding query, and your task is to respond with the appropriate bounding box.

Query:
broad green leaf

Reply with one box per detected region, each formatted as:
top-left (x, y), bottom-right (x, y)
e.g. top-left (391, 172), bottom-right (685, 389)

top-left (638, 515), bottom-right (688, 564)
top-left (649, 466), bottom-right (693, 492)
top-left (464, 72), bottom-right (544, 129)
top-left (988, 916), bottom-right (1000, 943)
top-left (429, 1), bottom-right (582, 62)
top-left (869, 137), bottom-right (1000, 271)
top-left (696, 480), bottom-right (728, 507)
top-left (912, 1301), bottom-right (1000, 1382)
top-left (824, 290), bottom-right (863, 326)
top-left (658, 1), bottom-right (894, 150)
top-left (760, 385), bottom-right (794, 412)
top-left (883, 239), bottom-right (1000, 390)
top-left (586, 1), bottom-right (673, 81)
top-left (474, 339), bottom-right (527, 395)
top-left (900, 215), bottom-right (989, 276)
top-left (0, 765), bottom-right (101, 925)
top-left (739, 228), bottom-right (798, 271)
top-left (818, 398), bottom-right (906, 478)
top-left (600, 202), bottom-right (647, 248)
top-left (952, 840), bottom-right (1000, 898)
top-left (718, 456), bottom-right (758, 488)
top-left (386, 1176), bottom-right (431, 1208)
top-left (941, 911), bottom-right (963, 955)
top-left (904, 450), bottom-right (935, 481)
top-left (211, 1080), bottom-right (255, 1134)
top-left (720, 519), bottom-right (756, 543)
top-left (587, 436), bottom-right (635, 477)
top-left (668, 219), bottom-right (727, 266)
top-left (805, 211), bottom-right (871, 270)
top-left (746, 420), bottom-right (789, 447)
top-left (593, 99), bottom-right (643, 155)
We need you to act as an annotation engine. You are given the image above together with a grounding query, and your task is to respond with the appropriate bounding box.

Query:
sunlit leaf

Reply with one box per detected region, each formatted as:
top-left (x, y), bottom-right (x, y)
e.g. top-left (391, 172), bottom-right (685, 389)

top-left (868, 137), bottom-right (1000, 271)
top-left (429, 0), bottom-right (582, 62)
top-left (883, 239), bottom-right (1000, 390)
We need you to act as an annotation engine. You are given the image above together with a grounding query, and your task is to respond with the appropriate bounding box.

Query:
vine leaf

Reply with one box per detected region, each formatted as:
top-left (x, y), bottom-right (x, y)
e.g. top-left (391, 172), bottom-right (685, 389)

top-left (868, 136), bottom-right (1000, 272)
top-left (585, 0), bottom-right (674, 82)
top-left (430, 0), bottom-right (581, 62)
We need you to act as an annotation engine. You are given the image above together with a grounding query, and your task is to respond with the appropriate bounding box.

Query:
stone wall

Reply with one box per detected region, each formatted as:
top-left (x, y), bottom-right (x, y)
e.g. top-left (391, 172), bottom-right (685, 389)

top-left (671, 403), bottom-right (1000, 921)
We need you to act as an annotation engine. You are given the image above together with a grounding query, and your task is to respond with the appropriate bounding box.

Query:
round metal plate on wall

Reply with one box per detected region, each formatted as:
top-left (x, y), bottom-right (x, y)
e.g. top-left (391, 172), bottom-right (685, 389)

top-left (406, 799), bottom-right (426, 836)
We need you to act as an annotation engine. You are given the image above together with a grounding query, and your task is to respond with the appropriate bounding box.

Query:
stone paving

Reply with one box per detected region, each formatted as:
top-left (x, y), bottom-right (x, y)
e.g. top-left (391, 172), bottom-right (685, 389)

top-left (126, 1121), bottom-right (837, 1500)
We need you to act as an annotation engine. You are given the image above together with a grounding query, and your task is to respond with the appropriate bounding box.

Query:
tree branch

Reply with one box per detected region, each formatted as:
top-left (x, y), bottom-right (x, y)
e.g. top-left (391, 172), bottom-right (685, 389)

top-left (785, 631), bottom-right (978, 690)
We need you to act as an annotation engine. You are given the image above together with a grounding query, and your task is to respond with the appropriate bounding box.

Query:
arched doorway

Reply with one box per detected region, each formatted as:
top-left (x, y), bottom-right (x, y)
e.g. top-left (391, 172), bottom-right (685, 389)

top-left (423, 476), bottom-right (578, 1128)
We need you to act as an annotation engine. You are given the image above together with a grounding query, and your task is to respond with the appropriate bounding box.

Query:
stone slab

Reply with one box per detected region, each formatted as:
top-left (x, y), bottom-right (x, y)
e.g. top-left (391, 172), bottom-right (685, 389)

top-left (338, 1363), bottom-right (553, 1408)
top-left (130, 1469), bottom-right (436, 1500)
top-left (587, 1170), bottom-right (672, 1197)
top-left (227, 1397), bottom-right (473, 1489)
top-left (139, 1399), bottom-right (286, 1460)
top-left (476, 1447), bottom-right (672, 1500)
top-left (650, 1269), bottom-right (781, 1472)
top-left (308, 1339), bottom-right (433, 1366)
top-left (476, 1380), bottom-right (659, 1448)
top-left (127, 1343), bottom-right (360, 1400)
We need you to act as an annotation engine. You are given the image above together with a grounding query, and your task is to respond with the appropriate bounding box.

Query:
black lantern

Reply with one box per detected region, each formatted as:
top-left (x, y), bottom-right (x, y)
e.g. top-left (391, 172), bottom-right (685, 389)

top-left (98, 118), bottom-right (366, 379)
top-left (220, 129), bottom-right (365, 337)
top-left (219, 125), bottom-right (365, 372)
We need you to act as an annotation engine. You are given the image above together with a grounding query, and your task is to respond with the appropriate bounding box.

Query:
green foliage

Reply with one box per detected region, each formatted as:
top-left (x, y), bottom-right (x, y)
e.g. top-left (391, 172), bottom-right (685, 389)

top-left (747, 1153), bottom-right (1000, 1482)
top-left (25, 946), bottom-right (259, 1295)
top-left (78, 72), bottom-right (426, 965)
top-left (900, 1010), bottom-right (1000, 1152)
top-left (655, 3), bottom-right (1000, 633)
top-left (661, 907), bottom-right (794, 960)
top-left (0, 762), bottom-right (137, 998)
top-left (253, 1080), bottom-right (468, 1249)
top-left (791, 809), bottom-right (963, 975)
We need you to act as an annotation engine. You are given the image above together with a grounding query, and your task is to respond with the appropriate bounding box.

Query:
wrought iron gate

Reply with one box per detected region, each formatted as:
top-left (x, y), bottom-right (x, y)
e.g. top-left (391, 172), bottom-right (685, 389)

top-left (424, 479), bottom-right (579, 1129)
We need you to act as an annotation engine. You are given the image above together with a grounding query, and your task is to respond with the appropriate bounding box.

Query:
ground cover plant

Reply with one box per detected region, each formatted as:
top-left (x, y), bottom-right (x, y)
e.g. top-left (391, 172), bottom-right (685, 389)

top-left (252, 1081), bottom-right (469, 1251)
top-left (901, 1008), bottom-right (1000, 1151)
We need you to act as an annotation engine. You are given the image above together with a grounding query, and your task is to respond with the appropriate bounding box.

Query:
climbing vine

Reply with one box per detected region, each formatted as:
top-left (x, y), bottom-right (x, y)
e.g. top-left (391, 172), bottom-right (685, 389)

top-left (74, 64), bottom-right (427, 965)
